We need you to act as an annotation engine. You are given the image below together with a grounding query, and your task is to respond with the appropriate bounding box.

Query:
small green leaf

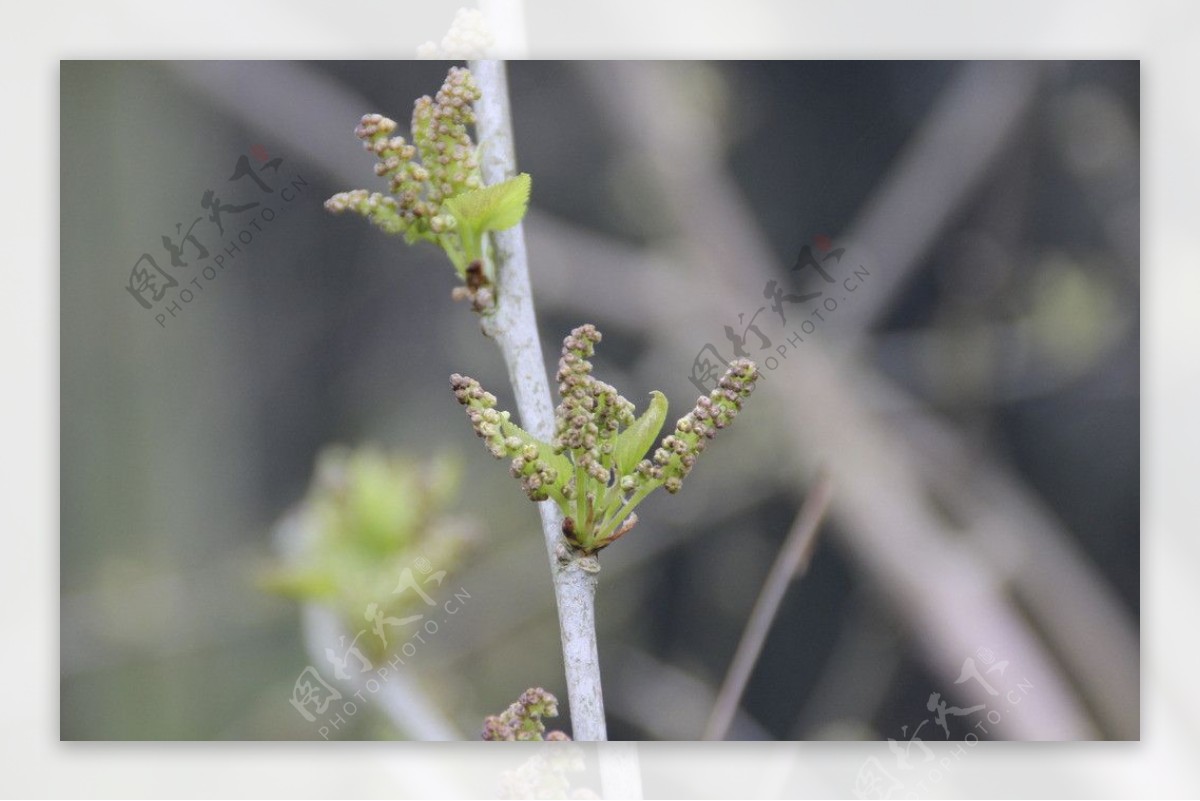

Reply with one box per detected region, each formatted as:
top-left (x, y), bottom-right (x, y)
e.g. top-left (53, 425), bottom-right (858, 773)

top-left (614, 390), bottom-right (668, 477)
top-left (442, 173), bottom-right (532, 236)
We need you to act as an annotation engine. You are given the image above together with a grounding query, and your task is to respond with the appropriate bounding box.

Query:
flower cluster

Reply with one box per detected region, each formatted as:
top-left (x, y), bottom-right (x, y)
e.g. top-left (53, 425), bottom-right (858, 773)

top-left (482, 687), bottom-right (571, 741)
top-left (641, 358), bottom-right (758, 494)
top-left (326, 68), bottom-right (531, 314)
top-left (450, 374), bottom-right (568, 505)
top-left (553, 325), bottom-right (636, 485)
top-left (325, 68), bottom-right (481, 241)
top-left (450, 324), bottom-right (759, 553)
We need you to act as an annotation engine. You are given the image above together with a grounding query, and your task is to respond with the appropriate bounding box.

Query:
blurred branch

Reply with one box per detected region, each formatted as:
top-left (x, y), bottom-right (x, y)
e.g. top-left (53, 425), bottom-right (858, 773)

top-left (886, 383), bottom-right (1140, 738)
top-left (166, 61), bottom-right (377, 187)
top-left (836, 62), bottom-right (1043, 342)
top-left (272, 507), bottom-right (463, 741)
top-left (300, 605), bottom-right (463, 741)
top-left (703, 472), bottom-right (833, 740)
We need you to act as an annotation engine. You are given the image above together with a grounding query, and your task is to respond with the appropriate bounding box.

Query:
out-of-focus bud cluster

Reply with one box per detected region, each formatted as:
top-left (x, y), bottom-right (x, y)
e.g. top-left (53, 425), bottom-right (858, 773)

top-left (263, 446), bottom-right (476, 661)
top-left (496, 745), bottom-right (594, 800)
top-left (416, 8), bottom-right (495, 59)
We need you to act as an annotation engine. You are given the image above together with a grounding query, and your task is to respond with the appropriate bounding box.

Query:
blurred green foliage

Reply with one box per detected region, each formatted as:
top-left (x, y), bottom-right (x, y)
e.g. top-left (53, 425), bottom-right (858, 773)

top-left (263, 446), bottom-right (476, 662)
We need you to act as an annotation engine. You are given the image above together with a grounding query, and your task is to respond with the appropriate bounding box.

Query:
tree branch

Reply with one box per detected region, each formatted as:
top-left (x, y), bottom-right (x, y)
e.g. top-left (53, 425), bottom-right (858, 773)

top-left (468, 58), bottom-right (608, 744)
top-left (703, 472), bottom-right (834, 740)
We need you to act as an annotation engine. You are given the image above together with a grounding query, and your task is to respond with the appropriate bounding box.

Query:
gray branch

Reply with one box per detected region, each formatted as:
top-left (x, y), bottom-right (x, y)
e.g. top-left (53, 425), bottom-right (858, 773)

top-left (469, 59), bottom-right (608, 744)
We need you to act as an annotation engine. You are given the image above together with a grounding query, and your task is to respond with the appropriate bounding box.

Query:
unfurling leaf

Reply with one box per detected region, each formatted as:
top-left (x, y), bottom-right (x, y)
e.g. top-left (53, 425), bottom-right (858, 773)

top-left (614, 390), bottom-right (668, 477)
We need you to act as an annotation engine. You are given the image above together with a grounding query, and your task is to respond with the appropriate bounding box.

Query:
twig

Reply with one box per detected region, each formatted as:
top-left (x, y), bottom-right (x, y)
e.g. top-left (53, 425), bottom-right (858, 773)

top-left (468, 59), bottom-right (609, 744)
top-left (300, 604), bottom-right (463, 741)
top-left (272, 508), bottom-right (464, 741)
top-left (703, 472), bottom-right (834, 740)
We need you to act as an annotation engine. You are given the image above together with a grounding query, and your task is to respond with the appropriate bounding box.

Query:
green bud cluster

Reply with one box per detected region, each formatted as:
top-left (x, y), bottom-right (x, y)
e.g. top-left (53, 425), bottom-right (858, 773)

top-left (450, 325), bottom-right (759, 554)
top-left (641, 358), bottom-right (758, 494)
top-left (325, 68), bottom-right (531, 315)
top-left (553, 324), bottom-right (636, 486)
top-left (482, 687), bottom-right (571, 741)
top-left (450, 374), bottom-right (568, 505)
top-left (325, 67), bottom-right (481, 244)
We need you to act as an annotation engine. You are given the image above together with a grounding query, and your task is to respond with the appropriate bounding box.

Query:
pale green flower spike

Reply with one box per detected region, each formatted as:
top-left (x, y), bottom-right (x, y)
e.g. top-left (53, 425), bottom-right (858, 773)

top-left (324, 66), bottom-right (531, 313)
top-left (451, 324), bottom-right (759, 554)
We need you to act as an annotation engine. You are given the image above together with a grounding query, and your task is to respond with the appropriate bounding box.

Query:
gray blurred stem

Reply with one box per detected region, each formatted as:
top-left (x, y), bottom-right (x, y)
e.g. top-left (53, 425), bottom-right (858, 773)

top-left (703, 473), bottom-right (834, 740)
top-left (469, 59), bottom-right (608, 744)
top-left (302, 604), bottom-right (462, 741)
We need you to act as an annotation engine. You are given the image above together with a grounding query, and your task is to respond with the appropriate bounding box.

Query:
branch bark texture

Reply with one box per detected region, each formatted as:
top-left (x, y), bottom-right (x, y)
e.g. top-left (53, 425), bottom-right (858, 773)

top-left (469, 58), bottom-right (607, 743)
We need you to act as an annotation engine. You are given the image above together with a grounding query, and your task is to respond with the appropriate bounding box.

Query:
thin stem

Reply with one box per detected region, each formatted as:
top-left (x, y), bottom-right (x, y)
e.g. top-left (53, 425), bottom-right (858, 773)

top-left (574, 463), bottom-right (587, 528)
top-left (594, 481), bottom-right (658, 546)
top-left (702, 471), bottom-right (834, 740)
top-left (468, 59), bottom-right (608, 743)
top-left (600, 476), bottom-right (625, 518)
